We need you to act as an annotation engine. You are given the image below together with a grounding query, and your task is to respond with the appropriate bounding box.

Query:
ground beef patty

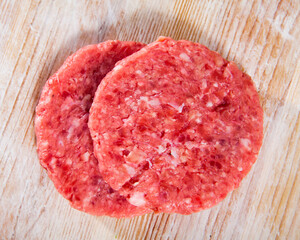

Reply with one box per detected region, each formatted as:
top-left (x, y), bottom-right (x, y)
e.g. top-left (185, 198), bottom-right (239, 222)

top-left (35, 41), bottom-right (150, 217)
top-left (89, 37), bottom-right (264, 214)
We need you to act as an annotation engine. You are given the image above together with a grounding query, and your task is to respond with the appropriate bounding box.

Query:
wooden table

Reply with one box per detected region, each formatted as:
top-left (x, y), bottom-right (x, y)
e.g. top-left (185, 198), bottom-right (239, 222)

top-left (0, 0), bottom-right (299, 239)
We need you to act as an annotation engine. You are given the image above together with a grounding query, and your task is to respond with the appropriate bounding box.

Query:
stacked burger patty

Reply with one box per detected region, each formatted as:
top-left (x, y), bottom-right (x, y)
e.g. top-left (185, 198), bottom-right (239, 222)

top-left (35, 37), bottom-right (263, 218)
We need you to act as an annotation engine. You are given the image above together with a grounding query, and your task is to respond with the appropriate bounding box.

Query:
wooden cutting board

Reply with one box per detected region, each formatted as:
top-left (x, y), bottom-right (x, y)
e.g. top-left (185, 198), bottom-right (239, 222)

top-left (0, 0), bottom-right (299, 239)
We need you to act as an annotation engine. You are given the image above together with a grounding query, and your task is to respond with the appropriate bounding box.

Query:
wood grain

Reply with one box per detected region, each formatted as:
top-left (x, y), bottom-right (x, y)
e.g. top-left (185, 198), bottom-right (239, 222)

top-left (0, 0), bottom-right (299, 239)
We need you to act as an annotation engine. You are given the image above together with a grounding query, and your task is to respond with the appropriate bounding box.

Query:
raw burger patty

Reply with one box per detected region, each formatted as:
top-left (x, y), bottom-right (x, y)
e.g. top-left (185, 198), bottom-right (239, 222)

top-left (89, 37), bottom-right (264, 214)
top-left (35, 41), bottom-right (151, 217)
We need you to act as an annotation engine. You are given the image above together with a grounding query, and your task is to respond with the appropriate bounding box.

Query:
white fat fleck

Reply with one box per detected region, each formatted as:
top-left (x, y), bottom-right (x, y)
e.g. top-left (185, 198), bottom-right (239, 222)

top-left (178, 103), bottom-right (185, 113)
top-left (81, 152), bottom-right (90, 162)
top-left (181, 68), bottom-right (188, 75)
top-left (189, 112), bottom-right (202, 122)
top-left (240, 138), bottom-right (251, 151)
top-left (122, 118), bottom-right (129, 124)
top-left (206, 101), bottom-right (213, 107)
top-left (146, 158), bottom-right (153, 168)
top-left (226, 126), bottom-right (232, 133)
top-left (35, 116), bottom-right (41, 126)
top-left (82, 195), bottom-right (92, 207)
top-left (148, 98), bottom-right (160, 107)
top-left (126, 147), bottom-right (146, 164)
top-left (72, 118), bottom-right (81, 127)
top-left (66, 158), bottom-right (72, 165)
top-left (85, 78), bottom-right (91, 85)
top-left (102, 133), bottom-right (109, 140)
top-left (151, 133), bottom-right (157, 138)
top-left (170, 159), bottom-right (179, 168)
top-left (179, 53), bottom-right (192, 62)
top-left (213, 83), bottom-right (219, 87)
top-left (150, 112), bottom-right (157, 118)
top-left (238, 167), bottom-right (243, 171)
top-left (82, 175), bottom-right (89, 181)
top-left (170, 147), bottom-right (179, 159)
top-left (195, 118), bottom-right (202, 123)
top-left (67, 127), bottom-right (75, 140)
top-left (139, 96), bottom-right (160, 107)
top-left (221, 172), bottom-right (227, 177)
top-left (124, 96), bottom-right (131, 102)
top-left (165, 118), bottom-right (176, 124)
top-left (128, 192), bottom-right (146, 207)
top-left (184, 198), bottom-right (192, 204)
top-left (224, 68), bottom-right (233, 78)
top-left (44, 94), bottom-right (52, 104)
top-left (186, 98), bottom-right (194, 104)
top-left (140, 96), bottom-right (149, 101)
top-left (168, 102), bottom-right (184, 112)
top-left (215, 57), bottom-right (224, 67)
top-left (135, 70), bottom-right (143, 75)
top-left (114, 65), bottom-right (122, 71)
top-left (188, 129), bottom-right (195, 134)
top-left (132, 105), bottom-right (138, 111)
top-left (157, 145), bottom-right (166, 154)
top-left (123, 115), bottom-right (133, 125)
top-left (123, 164), bottom-right (136, 177)
top-left (40, 141), bottom-right (49, 148)
top-left (168, 102), bottom-right (178, 109)
top-left (61, 97), bottom-right (73, 111)
top-left (58, 139), bottom-right (64, 148)
top-left (150, 186), bottom-right (157, 193)
top-left (50, 157), bottom-right (56, 166)
top-left (185, 141), bottom-right (198, 150)
top-left (202, 80), bottom-right (207, 89)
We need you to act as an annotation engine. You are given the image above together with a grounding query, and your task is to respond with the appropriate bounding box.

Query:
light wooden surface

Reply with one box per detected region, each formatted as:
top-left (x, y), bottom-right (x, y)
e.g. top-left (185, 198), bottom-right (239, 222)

top-left (0, 0), bottom-right (299, 239)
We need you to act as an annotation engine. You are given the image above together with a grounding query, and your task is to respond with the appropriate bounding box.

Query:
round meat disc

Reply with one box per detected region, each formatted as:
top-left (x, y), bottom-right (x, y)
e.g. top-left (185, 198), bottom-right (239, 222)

top-left (35, 40), bottom-right (151, 217)
top-left (89, 37), bottom-right (264, 214)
